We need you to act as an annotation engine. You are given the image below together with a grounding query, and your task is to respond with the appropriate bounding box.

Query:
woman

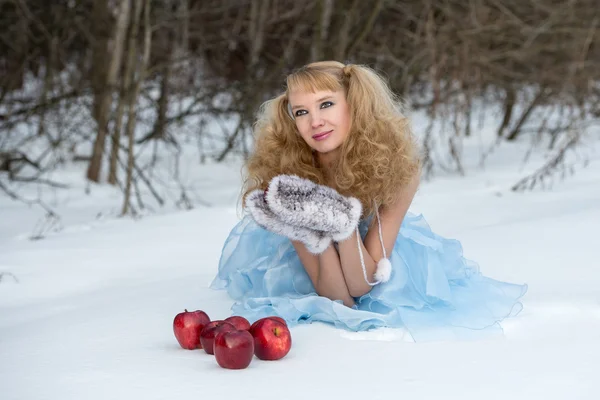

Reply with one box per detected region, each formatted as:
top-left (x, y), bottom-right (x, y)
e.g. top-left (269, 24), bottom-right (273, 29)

top-left (210, 61), bottom-right (527, 341)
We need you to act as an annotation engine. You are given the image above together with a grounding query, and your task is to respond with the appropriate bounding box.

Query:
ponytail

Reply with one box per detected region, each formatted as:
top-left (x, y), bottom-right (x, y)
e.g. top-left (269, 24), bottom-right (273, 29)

top-left (342, 64), bottom-right (400, 131)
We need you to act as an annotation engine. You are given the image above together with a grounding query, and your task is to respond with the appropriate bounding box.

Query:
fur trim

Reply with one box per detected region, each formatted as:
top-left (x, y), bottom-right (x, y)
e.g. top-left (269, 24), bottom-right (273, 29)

top-left (330, 196), bottom-right (362, 242)
top-left (266, 175), bottom-right (362, 240)
top-left (246, 189), bottom-right (331, 254)
top-left (374, 257), bottom-right (392, 283)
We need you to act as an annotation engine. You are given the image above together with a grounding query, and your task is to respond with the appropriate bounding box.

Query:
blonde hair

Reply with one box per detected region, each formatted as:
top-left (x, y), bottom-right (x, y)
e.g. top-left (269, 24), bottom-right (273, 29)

top-left (241, 60), bottom-right (421, 217)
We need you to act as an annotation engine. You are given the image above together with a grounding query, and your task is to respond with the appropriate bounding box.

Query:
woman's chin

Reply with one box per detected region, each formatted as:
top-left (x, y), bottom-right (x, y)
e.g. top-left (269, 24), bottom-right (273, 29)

top-left (312, 140), bottom-right (342, 154)
top-left (313, 145), bottom-right (340, 158)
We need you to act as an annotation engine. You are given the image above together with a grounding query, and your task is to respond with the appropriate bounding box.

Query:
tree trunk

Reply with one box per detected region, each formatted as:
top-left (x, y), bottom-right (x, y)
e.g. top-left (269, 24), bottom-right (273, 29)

top-left (310, 0), bottom-right (333, 62)
top-left (108, 0), bottom-right (133, 186)
top-left (86, 0), bottom-right (130, 183)
top-left (37, 36), bottom-right (57, 138)
top-left (497, 87), bottom-right (515, 137)
top-left (154, 60), bottom-right (171, 140)
top-left (334, 0), bottom-right (360, 61)
top-left (122, 0), bottom-right (152, 215)
top-left (248, 0), bottom-right (269, 67)
top-left (140, 30), bottom-right (173, 143)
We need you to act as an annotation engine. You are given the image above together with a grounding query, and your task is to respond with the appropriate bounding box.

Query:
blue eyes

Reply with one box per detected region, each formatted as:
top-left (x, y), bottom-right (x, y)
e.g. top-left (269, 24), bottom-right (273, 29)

top-left (294, 101), bottom-right (334, 117)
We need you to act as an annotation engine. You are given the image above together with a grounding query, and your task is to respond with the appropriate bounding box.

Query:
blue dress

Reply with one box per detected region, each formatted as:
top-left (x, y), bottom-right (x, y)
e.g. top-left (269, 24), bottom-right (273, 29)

top-left (210, 212), bottom-right (527, 341)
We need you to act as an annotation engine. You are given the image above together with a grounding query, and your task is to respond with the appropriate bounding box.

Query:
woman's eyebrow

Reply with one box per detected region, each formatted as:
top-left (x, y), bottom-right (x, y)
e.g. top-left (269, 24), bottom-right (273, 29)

top-left (291, 96), bottom-right (334, 110)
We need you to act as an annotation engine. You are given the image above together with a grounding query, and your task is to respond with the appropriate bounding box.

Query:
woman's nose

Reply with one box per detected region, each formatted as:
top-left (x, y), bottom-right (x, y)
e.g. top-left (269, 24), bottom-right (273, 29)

top-left (310, 112), bottom-right (324, 128)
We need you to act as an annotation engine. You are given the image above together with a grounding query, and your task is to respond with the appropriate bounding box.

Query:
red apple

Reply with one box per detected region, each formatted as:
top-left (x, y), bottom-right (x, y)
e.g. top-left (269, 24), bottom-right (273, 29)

top-left (249, 316), bottom-right (287, 335)
top-left (214, 329), bottom-right (254, 370)
top-left (267, 316), bottom-right (287, 326)
top-left (224, 316), bottom-right (251, 331)
top-left (200, 320), bottom-right (236, 355)
top-left (250, 318), bottom-right (292, 361)
top-left (173, 309), bottom-right (211, 350)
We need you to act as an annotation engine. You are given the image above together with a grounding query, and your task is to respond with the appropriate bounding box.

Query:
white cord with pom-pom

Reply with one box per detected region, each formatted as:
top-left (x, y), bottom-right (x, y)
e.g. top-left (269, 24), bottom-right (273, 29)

top-left (355, 201), bottom-right (392, 286)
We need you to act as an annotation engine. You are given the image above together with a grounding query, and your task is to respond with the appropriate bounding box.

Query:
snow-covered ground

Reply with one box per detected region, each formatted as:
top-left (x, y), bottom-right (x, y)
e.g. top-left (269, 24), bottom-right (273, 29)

top-left (1, 130), bottom-right (599, 399)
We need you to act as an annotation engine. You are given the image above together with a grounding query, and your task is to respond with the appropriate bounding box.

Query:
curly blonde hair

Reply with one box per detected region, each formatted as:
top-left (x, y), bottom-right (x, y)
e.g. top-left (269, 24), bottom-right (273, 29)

top-left (241, 60), bottom-right (421, 217)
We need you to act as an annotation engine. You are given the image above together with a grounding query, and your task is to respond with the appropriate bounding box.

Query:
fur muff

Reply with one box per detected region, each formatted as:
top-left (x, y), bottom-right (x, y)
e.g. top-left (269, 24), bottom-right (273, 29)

top-left (246, 189), bottom-right (332, 254)
top-left (266, 175), bottom-right (362, 242)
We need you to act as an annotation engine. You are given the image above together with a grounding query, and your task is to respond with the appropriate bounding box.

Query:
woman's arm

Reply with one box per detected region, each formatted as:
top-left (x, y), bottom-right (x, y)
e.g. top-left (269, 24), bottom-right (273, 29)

top-left (337, 173), bottom-right (421, 297)
top-left (291, 241), bottom-right (355, 307)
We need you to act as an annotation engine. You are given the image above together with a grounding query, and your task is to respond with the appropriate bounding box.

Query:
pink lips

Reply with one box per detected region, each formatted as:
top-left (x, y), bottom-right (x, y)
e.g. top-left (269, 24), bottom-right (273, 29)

top-left (312, 130), bottom-right (332, 141)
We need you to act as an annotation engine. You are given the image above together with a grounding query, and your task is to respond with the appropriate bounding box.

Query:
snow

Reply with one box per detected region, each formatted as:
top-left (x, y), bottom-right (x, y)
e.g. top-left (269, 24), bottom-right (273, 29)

top-left (1, 131), bottom-right (600, 399)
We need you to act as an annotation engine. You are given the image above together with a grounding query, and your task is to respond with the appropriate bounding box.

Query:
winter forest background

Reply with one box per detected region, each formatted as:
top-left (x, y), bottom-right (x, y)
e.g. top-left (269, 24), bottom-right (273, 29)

top-left (1, 2), bottom-right (600, 399)
top-left (1, 0), bottom-right (598, 221)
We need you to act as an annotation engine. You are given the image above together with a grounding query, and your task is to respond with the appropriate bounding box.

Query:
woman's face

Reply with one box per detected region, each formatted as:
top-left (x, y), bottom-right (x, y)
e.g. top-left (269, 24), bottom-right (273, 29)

top-left (288, 89), bottom-right (351, 156)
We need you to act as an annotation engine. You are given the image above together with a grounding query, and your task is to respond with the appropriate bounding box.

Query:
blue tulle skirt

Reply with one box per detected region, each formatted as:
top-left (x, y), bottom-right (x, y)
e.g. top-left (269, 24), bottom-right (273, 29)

top-left (210, 213), bottom-right (527, 341)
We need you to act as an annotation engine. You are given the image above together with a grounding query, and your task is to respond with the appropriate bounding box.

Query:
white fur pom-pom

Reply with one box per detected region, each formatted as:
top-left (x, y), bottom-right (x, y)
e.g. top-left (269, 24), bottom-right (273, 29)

top-left (374, 257), bottom-right (392, 283)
